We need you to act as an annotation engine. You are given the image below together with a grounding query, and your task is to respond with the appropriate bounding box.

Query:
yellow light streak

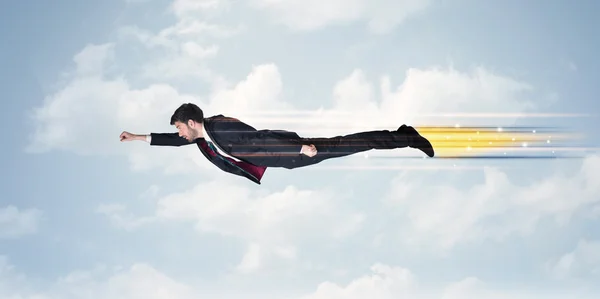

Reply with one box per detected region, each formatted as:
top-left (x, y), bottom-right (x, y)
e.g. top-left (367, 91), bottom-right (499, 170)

top-left (415, 126), bottom-right (587, 157)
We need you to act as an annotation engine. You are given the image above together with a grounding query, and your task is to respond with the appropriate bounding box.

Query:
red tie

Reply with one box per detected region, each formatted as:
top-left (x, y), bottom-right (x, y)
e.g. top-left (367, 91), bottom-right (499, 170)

top-left (201, 139), bottom-right (267, 181)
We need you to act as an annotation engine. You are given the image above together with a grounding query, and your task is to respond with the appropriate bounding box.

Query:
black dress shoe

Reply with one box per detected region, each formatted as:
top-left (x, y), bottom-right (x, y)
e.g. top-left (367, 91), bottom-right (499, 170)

top-left (397, 125), bottom-right (435, 157)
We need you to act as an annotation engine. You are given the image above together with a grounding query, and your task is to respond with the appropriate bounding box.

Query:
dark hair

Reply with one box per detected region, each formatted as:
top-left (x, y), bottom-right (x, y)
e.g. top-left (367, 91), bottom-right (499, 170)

top-left (170, 103), bottom-right (204, 125)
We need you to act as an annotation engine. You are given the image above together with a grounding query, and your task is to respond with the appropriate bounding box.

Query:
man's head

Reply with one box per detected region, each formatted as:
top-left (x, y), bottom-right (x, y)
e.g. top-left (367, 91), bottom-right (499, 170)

top-left (170, 103), bottom-right (204, 141)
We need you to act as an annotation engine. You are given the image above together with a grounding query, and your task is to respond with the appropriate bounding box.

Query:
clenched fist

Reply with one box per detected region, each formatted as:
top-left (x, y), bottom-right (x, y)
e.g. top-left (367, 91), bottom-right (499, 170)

top-left (120, 131), bottom-right (144, 142)
top-left (301, 144), bottom-right (317, 157)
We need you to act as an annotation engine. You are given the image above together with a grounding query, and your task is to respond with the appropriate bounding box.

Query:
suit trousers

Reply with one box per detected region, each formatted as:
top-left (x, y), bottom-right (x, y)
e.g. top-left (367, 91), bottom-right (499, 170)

top-left (275, 129), bottom-right (410, 169)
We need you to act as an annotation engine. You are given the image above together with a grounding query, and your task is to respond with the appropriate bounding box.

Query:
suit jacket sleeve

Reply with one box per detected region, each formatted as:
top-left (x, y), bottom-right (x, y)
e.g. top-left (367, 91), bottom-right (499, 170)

top-left (149, 133), bottom-right (194, 146)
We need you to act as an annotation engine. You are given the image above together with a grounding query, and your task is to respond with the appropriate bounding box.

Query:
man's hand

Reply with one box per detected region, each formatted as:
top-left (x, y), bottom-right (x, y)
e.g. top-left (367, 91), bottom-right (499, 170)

top-left (301, 144), bottom-right (317, 157)
top-left (120, 131), bottom-right (144, 142)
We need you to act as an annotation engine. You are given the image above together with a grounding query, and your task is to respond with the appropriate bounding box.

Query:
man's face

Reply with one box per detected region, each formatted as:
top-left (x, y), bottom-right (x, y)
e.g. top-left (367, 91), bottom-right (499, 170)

top-left (175, 121), bottom-right (198, 141)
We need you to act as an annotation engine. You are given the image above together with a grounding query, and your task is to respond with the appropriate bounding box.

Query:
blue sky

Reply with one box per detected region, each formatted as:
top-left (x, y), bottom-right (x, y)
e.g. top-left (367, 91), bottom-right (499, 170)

top-left (1, 0), bottom-right (599, 298)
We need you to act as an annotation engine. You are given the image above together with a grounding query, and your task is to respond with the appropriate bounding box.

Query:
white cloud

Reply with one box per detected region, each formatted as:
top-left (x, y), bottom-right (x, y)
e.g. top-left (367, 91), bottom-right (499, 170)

top-left (547, 239), bottom-right (600, 280)
top-left (138, 50), bottom-right (217, 81)
top-left (95, 203), bottom-right (156, 231)
top-left (26, 42), bottom-right (217, 175)
top-left (168, 0), bottom-right (433, 35)
top-left (235, 242), bottom-right (262, 274)
top-left (249, 0), bottom-right (433, 34)
top-left (155, 181), bottom-right (363, 241)
top-left (96, 174), bottom-right (363, 273)
top-left (298, 262), bottom-right (595, 299)
top-left (0, 256), bottom-right (596, 299)
top-left (300, 263), bottom-right (417, 299)
top-left (73, 43), bottom-right (115, 76)
top-left (170, 0), bottom-right (230, 17)
top-left (137, 185), bottom-right (160, 198)
top-left (207, 63), bottom-right (291, 114)
top-left (264, 66), bottom-right (535, 140)
top-left (0, 257), bottom-right (200, 299)
top-left (116, 1), bottom-right (243, 83)
top-left (233, 243), bottom-right (299, 275)
top-left (382, 154), bottom-right (600, 253)
top-left (154, 179), bottom-right (364, 272)
top-left (27, 75), bottom-right (128, 155)
top-left (162, 19), bottom-right (243, 38)
top-left (0, 206), bottom-right (43, 239)
top-left (376, 66), bottom-right (535, 126)
top-left (82, 263), bottom-right (197, 299)
top-left (118, 20), bottom-right (242, 51)
top-left (181, 42), bottom-right (219, 59)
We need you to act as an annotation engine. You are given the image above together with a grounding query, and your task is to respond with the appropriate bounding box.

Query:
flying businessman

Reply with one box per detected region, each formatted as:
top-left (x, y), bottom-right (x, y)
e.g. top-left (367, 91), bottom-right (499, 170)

top-left (120, 103), bottom-right (435, 184)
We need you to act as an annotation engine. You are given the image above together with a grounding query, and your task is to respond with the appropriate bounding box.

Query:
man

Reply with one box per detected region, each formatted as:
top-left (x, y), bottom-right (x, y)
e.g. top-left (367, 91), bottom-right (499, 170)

top-left (120, 103), bottom-right (434, 184)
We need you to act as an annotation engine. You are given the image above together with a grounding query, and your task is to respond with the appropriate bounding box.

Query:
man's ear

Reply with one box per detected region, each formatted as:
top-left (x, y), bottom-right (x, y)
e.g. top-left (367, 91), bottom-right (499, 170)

top-left (188, 119), bottom-right (195, 128)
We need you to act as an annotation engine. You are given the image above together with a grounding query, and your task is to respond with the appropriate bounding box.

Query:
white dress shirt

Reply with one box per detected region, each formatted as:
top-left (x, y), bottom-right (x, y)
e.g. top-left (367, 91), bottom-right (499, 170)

top-left (200, 124), bottom-right (239, 160)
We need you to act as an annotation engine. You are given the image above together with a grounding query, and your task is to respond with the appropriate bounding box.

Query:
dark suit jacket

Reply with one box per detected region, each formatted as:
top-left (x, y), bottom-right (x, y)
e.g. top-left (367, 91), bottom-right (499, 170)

top-left (149, 114), bottom-right (304, 184)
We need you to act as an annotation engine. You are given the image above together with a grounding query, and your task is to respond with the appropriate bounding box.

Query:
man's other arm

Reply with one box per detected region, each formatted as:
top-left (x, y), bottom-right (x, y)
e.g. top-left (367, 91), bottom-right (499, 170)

top-left (238, 130), bottom-right (304, 155)
top-left (210, 120), bottom-right (312, 155)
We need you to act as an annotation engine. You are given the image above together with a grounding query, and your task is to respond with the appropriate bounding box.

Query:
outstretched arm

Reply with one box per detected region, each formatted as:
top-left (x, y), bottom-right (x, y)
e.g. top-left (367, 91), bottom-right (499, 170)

top-left (148, 132), bottom-right (194, 146)
top-left (119, 131), bottom-right (193, 147)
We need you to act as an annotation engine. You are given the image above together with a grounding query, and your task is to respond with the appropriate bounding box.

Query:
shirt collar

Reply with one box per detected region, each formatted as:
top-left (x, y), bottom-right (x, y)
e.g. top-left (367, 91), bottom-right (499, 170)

top-left (201, 123), bottom-right (211, 142)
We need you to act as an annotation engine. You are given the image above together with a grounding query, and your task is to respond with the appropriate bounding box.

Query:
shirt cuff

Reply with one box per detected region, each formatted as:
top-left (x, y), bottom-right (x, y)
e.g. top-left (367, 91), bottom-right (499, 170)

top-left (146, 135), bottom-right (151, 143)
